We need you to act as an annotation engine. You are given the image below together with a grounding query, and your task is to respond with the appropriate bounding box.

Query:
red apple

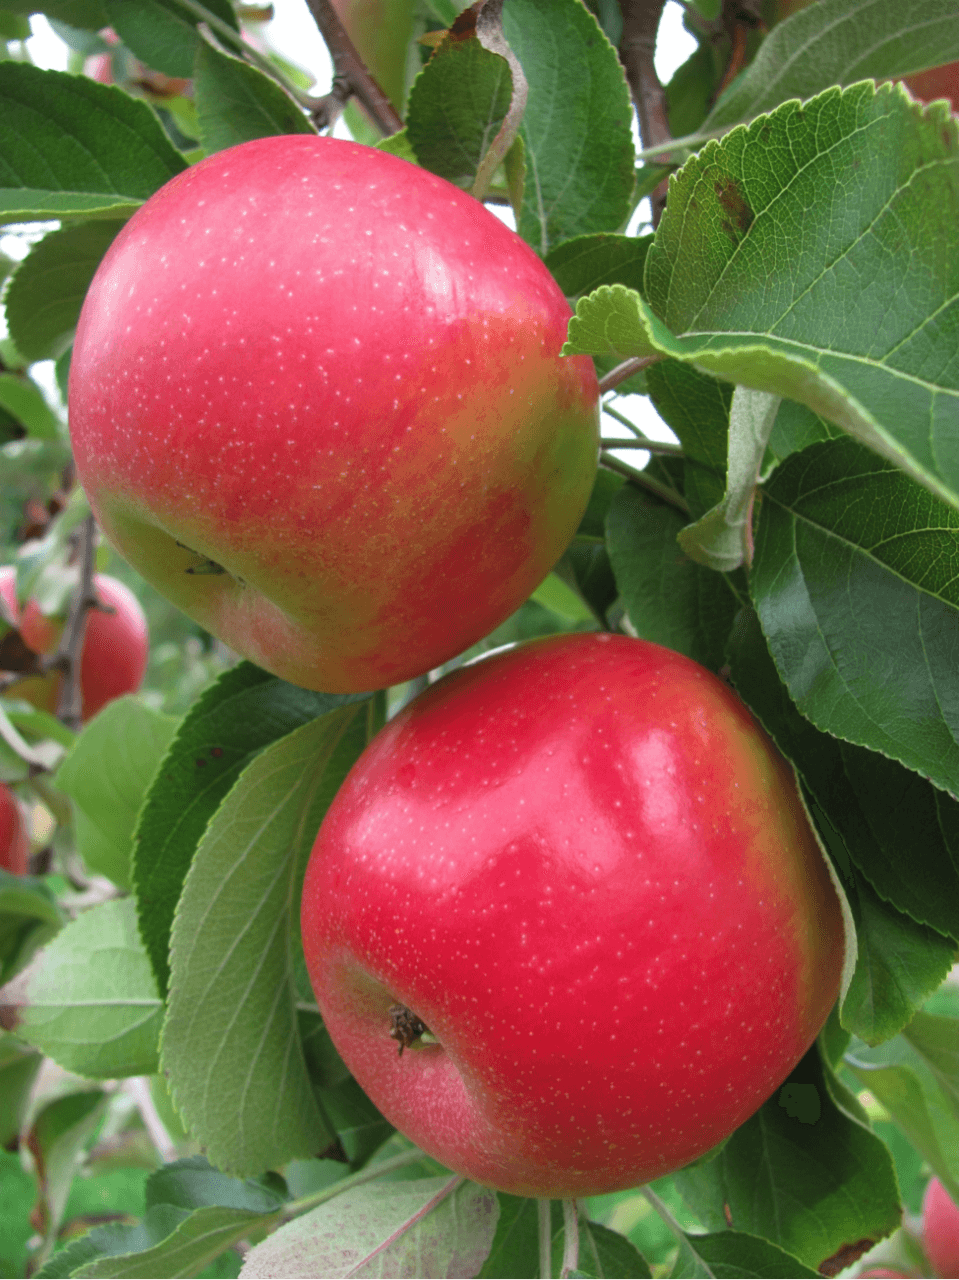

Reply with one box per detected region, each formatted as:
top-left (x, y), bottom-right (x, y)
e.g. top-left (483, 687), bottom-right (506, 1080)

top-left (68, 136), bottom-right (599, 694)
top-left (923, 1177), bottom-right (959, 1279)
top-left (900, 63), bottom-right (959, 113)
top-left (0, 567), bottom-right (149, 720)
top-left (300, 632), bottom-right (845, 1197)
top-left (0, 783), bottom-right (29, 876)
top-left (858, 1271), bottom-right (912, 1278)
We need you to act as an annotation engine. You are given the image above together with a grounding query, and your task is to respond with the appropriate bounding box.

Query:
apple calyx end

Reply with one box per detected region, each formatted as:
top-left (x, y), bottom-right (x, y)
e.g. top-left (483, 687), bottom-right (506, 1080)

top-left (388, 1002), bottom-right (434, 1056)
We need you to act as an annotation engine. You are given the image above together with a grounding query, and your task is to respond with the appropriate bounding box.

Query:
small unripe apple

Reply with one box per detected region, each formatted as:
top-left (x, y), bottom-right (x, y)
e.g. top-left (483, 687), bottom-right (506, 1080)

top-left (0, 567), bottom-right (149, 720)
top-left (301, 633), bottom-right (845, 1197)
top-left (0, 783), bottom-right (29, 876)
top-left (68, 136), bottom-right (599, 694)
top-left (923, 1177), bottom-right (959, 1279)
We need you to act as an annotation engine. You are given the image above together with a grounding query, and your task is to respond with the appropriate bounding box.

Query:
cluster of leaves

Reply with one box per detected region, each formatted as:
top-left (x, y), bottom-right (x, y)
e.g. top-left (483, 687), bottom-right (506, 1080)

top-left (1, 0), bottom-right (959, 1276)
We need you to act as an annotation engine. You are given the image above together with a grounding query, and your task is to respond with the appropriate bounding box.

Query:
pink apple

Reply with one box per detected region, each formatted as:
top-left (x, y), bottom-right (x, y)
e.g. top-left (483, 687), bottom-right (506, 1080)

top-left (67, 136), bottom-right (600, 694)
top-left (0, 567), bottom-right (149, 720)
top-left (0, 783), bottom-right (29, 876)
top-left (923, 1177), bottom-right (959, 1279)
top-left (301, 633), bottom-right (845, 1197)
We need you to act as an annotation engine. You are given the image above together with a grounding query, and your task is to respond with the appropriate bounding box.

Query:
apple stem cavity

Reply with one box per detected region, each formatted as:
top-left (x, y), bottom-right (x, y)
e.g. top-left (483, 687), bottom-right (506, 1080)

top-left (388, 1003), bottom-right (432, 1056)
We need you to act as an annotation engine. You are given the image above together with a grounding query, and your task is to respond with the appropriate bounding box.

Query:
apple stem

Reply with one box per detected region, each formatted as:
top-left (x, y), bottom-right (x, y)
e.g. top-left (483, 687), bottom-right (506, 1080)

top-left (600, 455), bottom-right (691, 515)
top-left (640, 1184), bottom-right (688, 1250)
top-left (537, 1199), bottom-right (552, 1279)
top-left (560, 1198), bottom-right (581, 1278)
top-left (597, 356), bottom-right (663, 396)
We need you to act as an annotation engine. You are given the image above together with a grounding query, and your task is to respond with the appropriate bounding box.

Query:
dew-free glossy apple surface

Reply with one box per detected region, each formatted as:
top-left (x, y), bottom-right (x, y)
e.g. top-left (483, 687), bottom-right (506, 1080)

top-left (302, 633), bottom-right (845, 1197)
top-left (0, 783), bottom-right (29, 876)
top-left (0, 567), bottom-right (149, 720)
top-left (68, 136), bottom-right (599, 693)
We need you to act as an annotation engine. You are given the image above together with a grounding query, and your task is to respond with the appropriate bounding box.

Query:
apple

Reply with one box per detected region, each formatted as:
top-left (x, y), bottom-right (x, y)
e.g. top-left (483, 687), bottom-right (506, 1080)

top-left (300, 632), bottom-right (845, 1197)
top-left (67, 136), bottom-right (599, 695)
top-left (0, 783), bottom-right (29, 876)
top-left (0, 567), bottom-right (149, 720)
top-left (922, 1178), bottom-right (959, 1279)
top-left (900, 64), bottom-right (959, 113)
top-left (858, 1271), bottom-right (912, 1278)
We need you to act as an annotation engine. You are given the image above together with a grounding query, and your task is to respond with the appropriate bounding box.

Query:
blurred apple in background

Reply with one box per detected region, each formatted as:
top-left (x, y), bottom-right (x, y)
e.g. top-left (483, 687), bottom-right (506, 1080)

top-left (922, 1177), bottom-right (959, 1279)
top-left (0, 783), bottom-right (29, 876)
top-left (0, 566), bottom-right (149, 721)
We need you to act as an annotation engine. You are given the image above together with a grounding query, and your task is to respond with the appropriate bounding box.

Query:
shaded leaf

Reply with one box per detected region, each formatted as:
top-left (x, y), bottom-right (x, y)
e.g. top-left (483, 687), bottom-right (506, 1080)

top-left (104, 0), bottom-right (239, 79)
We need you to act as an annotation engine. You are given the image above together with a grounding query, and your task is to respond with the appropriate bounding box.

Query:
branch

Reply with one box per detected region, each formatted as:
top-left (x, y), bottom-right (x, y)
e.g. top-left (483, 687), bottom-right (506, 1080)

top-left (560, 1199), bottom-right (581, 1278)
top-left (618, 0), bottom-right (672, 224)
top-left (304, 0), bottom-right (403, 135)
top-left (126, 1077), bottom-right (179, 1165)
top-left (50, 514), bottom-right (97, 731)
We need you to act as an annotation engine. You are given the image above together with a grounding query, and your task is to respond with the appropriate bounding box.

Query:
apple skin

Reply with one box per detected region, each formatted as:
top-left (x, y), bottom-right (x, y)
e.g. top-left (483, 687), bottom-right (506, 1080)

top-left (0, 783), bottom-right (29, 876)
top-left (0, 567), bottom-right (149, 720)
top-left (923, 1178), bottom-right (959, 1279)
top-left (301, 632), bottom-right (845, 1197)
top-left (68, 136), bottom-right (599, 694)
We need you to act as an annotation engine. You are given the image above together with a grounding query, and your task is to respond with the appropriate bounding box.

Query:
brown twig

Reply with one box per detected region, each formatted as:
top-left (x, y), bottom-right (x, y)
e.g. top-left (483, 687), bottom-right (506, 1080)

top-left (51, 514), bottom-right (98, 731)
top-left (304, 0), bottom-right (403, 135)
top-left (618, 0), bottom-right (673, 225)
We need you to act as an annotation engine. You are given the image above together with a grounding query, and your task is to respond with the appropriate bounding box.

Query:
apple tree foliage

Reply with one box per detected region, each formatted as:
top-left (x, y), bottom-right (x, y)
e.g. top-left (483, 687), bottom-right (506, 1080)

top-left (0, 0), bottom-right (958, 1276)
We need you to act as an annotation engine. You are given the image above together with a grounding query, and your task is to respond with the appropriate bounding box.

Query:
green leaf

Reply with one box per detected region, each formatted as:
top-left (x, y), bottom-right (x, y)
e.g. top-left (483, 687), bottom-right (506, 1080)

top-left (26, 1088), bottom-right (107, 1247)
top-left (544, 233), bottom-right (650, 298)
top-left (727, 607), bottom-right (957, 1035)
top-left (160, 708), bottom-right (368, 1175)
top-left (840, 874), bottom-right (955, 1044)
top-left (752, 436), bottom-right (959, 800)
top-left (239, 1176), bottom-right (499, 1279)
top-left (478, 1194), bottom-right (540, 1278)
top-left (0, 373), bottom-right (61, 441)
top-left (727, 599), bottom-right (957, 942)
top-left (530, 570), bottom-right (595, 624)
top-left (568, 83), bottom-right (959, 515)
top-left (104, 0), bottom-right (239, 79)
top-left (0, 869), bottom-right (63, 987)
top-left (0, 1032), bottom-right (42, 1149)
top-left (0, 1), bottom-right (107, 28)
top-left (16, 898), bottom-right (162, 1079)
top-left (502, 0), bottom-right (634, 255)
top-left (147, 1155), bottom-right (288, 1214)
top-left (56, 698), bottom-right (178, 890)
top-left (3, 220), bottom-right (125, 363)
top-left (704, 0), bottom-right (959, 132)
top-left (671, 1230), bottom-right (819, 1279)
top-left (193, 38), bottom-right (316, 156)
top-left (0, 62), bottom-right (187, 224)
top-left (72, 1205), bottom-right (267, 1279)
top-left (671, 1046), bottom-right (901, 1272)
top-left (606, 484), bottom-right (740, 672)
top-left (579, 1220), bottom-right (651, 1278)
top-left (133, 661), bottom-right (368, 996)
top-left (846, 1018), bottom-right (959, 1199)
top-left (406, 27), bottom-right (513, 191)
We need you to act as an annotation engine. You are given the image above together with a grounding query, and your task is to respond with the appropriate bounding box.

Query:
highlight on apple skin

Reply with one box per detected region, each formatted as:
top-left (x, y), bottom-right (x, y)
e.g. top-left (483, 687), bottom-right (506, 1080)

top-left (0, 567), bottom-right (149, 721)
top-left (67, 135), bottom-right (600, 695)
top-left (0, 783), bottom-right (29, 877)
top-left (301, 632), bottom-right (846, 1198)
